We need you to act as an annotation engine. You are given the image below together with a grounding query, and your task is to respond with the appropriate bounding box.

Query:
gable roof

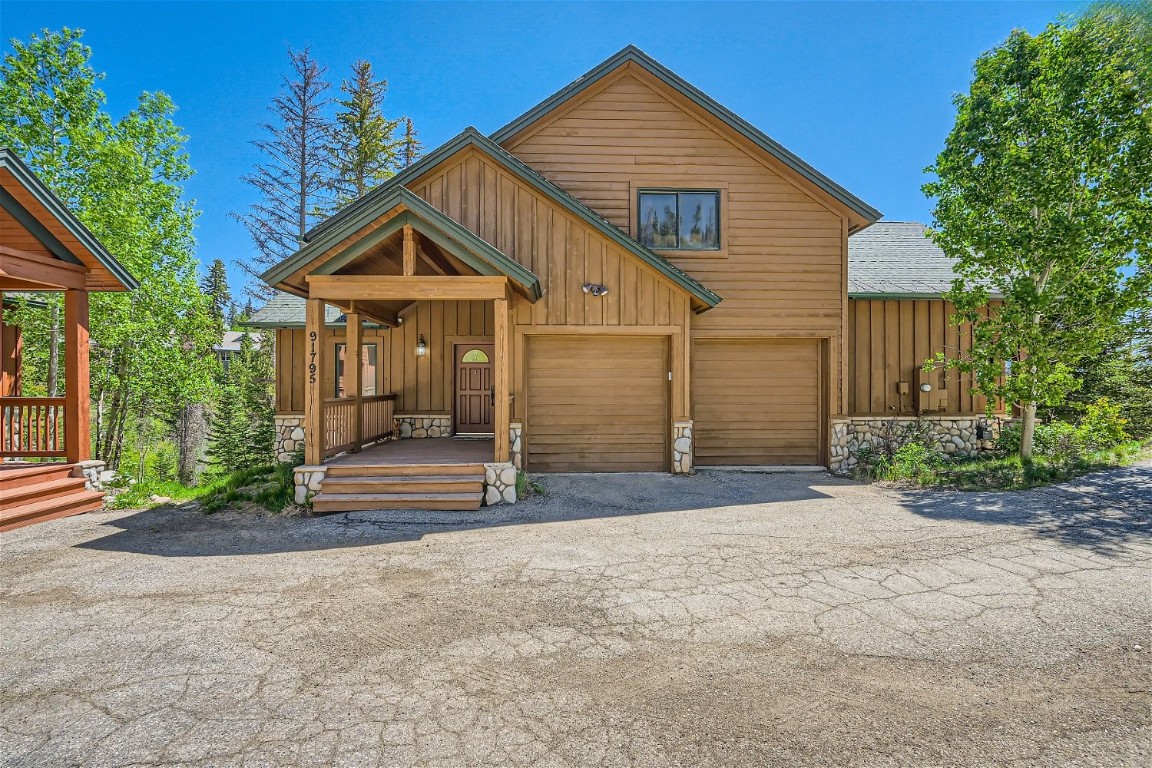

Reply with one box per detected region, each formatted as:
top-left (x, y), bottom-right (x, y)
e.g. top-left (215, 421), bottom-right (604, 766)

top-left (296, 128), bottom-right (721, 311)
top-left (848, 221), bottom-right (961, 297)
top-left (0, 148), bottom-right (138, 291)
top-left (261, 185), bottom-right (542, 300)
top-left (490, 45), bottom-right (882, 226)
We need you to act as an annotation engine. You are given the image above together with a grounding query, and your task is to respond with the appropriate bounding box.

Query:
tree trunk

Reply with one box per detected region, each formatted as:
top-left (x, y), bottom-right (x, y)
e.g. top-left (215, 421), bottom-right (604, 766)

top-left (1020, 402), bottom-right (1037, 461)
top-left (176, 402), bottom-right (208, 486)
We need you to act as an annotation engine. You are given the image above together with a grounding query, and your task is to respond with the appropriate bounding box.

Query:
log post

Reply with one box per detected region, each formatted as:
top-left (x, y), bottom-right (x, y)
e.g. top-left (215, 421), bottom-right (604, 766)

top-left (494, 297), bottom-right (511, 463)
top-left (402, 224), bottom-right (416, 276)
top-left (305, 297), bottom-right (325, 465)
top-left (64, 289), bottom-right (90, 463)
top-left (347, 309), bottom-right (363, 453)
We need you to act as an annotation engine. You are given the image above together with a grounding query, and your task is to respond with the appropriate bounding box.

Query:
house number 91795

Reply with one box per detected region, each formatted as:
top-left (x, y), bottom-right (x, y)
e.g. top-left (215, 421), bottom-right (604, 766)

top-left (308, 331), bottom-right (318, 385)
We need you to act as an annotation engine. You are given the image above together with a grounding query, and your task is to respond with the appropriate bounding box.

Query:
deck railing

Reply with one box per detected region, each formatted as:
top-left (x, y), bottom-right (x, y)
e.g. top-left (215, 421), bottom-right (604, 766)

top-left (322, 393), bottom-right (397, 459)
top-left (1, 397), bottom-right (67, 458)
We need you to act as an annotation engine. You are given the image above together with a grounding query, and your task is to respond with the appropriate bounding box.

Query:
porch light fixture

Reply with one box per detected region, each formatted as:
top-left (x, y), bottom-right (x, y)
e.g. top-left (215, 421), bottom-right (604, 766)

top-left (582, 283), bottom-right (609, 297)
top-left (416, 335), bottom-right (427, 357)
top-left (919, 382), bottom-right (933, 393)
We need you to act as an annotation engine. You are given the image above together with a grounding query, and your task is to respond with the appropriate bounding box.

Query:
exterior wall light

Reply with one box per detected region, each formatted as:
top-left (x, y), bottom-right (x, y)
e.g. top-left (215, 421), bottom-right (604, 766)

top-left (919, 382), bottom-right (933, 393)
top-left (416, 335), bottom-right (427, 357)
top-left (582, 283), bottom-right (609, 296)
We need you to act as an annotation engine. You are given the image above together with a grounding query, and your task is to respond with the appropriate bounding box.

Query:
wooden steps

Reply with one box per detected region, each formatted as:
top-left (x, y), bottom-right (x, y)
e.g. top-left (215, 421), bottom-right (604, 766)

top-left (0, 463), bottom-right (104, 533)
top-left (313, 462), bottom-right (486, 513)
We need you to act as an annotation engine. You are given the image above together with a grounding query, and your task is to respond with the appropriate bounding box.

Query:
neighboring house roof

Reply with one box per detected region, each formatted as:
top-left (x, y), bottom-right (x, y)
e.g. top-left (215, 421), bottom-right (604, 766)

top-left (213, 330), bottom-right (265, 354)
top-left (245, 292), bottom-right (380, 328)
top-left (490, 45), bottom-right (882, 227)
top-left (848, 221), bottom-right (961, 297)
top-left (261, 185), bottom-right (543, 301)
top-left (293, 128), bottom-right (721, 311)
top-left (0, 148), bottom-right (138, 291)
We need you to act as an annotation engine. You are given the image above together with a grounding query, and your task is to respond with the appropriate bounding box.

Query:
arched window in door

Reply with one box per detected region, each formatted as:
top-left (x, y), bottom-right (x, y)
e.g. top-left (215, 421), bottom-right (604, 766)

top-left (461, 348), bottom-right (490, 364)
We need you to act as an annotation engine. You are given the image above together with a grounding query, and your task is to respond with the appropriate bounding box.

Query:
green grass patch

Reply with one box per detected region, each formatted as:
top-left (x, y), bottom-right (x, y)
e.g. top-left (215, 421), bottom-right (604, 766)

top-left (105, 462), bottom-right (297, 514)
top-left (900, 441), bottom-right (1148, 491)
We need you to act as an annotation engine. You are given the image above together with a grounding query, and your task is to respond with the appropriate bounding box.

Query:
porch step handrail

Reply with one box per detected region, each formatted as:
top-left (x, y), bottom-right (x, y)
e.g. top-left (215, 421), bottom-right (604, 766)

top-left (322, 393), bottom-right (398, 459)
top-left (1, 397), bottom-right (68, 458)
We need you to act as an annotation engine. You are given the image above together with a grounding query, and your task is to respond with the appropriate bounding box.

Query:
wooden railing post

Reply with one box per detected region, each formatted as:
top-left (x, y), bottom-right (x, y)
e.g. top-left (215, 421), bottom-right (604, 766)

top-left (494, 296), bottom-right (511, 463)
top-left (64, 289), bottom-right (90, 463)
top-left (305, 298), bottom-right (324, 465)
top-left (347, 310), bottom-right (362, 453)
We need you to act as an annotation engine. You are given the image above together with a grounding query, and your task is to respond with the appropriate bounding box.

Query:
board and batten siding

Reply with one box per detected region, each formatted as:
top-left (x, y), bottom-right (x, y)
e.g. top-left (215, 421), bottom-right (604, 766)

top-left (275, 300), bottom-right (493, 415)
top-left (847, 298), bottom-right (1000, 416)
top-left (500, 70), bottom-right (849, 340)
top-left (406, 146), bottom-right (694, 423)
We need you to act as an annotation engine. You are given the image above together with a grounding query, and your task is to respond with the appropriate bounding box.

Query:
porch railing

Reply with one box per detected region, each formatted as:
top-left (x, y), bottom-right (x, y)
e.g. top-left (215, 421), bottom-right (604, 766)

top-left (1, 397), bottom-right (67, 458)
top-left (322, 393), bottom-right (397, 459)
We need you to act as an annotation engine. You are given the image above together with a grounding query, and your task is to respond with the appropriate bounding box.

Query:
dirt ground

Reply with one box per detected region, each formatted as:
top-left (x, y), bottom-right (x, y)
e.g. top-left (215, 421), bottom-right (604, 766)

top-left (1, 463), bottom-right (1149, 767)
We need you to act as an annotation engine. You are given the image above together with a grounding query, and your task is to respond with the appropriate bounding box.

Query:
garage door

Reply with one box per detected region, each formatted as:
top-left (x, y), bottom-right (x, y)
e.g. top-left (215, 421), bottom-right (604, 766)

top-left (693, 339), bottom-right (821, 465)
top-left (526, 336), bottom-right (668, 472)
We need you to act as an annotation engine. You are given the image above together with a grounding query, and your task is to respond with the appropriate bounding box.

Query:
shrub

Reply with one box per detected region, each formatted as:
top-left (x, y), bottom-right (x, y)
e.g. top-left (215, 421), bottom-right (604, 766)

top-left (1076, 397), bottom-right (1129, 451)
top-left (849, 417), bottom-right (944, 480)
top-left (878, 442), bottom-right (945, 483)
top-left (1033, 421), bottom-right (1081, 458)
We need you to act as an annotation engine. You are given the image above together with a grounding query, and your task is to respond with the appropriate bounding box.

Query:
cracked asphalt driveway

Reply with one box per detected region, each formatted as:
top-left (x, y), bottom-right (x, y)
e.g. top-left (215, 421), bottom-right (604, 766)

top-left (2, 463), bottom-right (1150, 767)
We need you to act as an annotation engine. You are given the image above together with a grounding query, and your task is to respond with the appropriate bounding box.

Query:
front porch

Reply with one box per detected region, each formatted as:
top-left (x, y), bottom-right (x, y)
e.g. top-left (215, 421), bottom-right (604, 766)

top-left (293, 436), bottom-right (517, 512)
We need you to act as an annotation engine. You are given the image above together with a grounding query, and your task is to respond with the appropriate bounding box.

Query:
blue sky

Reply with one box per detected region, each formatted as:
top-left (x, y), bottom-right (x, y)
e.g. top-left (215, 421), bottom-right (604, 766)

top-left (3, 1), bottom-right (1085, 297)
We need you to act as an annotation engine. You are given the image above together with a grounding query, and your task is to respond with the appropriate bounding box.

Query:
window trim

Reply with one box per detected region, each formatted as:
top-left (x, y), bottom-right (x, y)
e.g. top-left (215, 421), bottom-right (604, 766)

top-left (334, 342), bottom-right (379, 398)
top-left (629, 181), bottom-right (728, 258)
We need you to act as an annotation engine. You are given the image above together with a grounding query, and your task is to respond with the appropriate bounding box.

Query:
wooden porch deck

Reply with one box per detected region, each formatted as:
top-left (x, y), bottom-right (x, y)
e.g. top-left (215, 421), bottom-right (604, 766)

top-left (0, 461), bottom-right (103, 532)
top-left (313, 438), bottom-right (495, 513)
top-left (327, 437), bottom-right (495, 467)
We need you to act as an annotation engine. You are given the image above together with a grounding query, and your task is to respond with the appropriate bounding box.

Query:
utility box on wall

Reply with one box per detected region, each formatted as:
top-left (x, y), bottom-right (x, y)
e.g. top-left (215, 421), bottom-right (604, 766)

top-left (914, 366), bottom-right (947, 413)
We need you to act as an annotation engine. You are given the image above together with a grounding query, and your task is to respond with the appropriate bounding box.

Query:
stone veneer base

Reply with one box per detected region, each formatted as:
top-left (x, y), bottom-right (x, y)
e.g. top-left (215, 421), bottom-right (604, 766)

top-left (672, 420), bottom-right (694, 474)
top-left (830, 415), bottom-right (1007, 475)
top-left (71, 460), bottom-right (106, 492)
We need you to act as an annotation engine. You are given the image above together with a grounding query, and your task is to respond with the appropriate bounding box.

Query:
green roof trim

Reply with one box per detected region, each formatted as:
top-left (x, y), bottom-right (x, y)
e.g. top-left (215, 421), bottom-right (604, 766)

top-left (300, 128), bottom-right (721, 310)
top-left (0, 148), bottom-right (139, 291)
top-left (490, 45), bottom-right (882, 224)
top-left (260, 186), bottom-right (542, 300)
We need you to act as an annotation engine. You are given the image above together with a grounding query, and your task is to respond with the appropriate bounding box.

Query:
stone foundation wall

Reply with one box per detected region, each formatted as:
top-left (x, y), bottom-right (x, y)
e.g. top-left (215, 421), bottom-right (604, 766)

top-left (395, 414), bottom-right (452, 439)
top-left (672, 421), bottom-right (694, 474)
top-left (71, 460), bottom-right (106, 492)
top-left (484, 462), bottom-right (518, 505)
top-left (830, 416), bottom-right (1005, 475)
top-left (292, 465), bottom-right (326, 505)
top-left (275, 414), bottom-right (305, 463)
top-left (509, 422), bottom-right (523, 470)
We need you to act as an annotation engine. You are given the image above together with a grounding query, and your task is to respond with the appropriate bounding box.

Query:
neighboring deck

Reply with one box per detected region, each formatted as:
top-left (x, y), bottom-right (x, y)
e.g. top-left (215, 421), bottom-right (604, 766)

top-left (313, 438), bottom-right (494, 513)
top-left (0, 461), bottom-right (103, 532)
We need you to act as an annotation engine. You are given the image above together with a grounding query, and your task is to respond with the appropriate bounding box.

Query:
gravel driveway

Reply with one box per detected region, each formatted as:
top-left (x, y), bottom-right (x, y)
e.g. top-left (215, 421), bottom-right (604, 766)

top-left (2, 463), bottom-right (1149, 767)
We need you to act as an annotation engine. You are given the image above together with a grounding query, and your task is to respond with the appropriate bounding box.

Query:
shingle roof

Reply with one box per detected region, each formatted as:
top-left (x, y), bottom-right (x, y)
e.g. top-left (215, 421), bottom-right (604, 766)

top-left (848, 221), bottom-right (960, 297)
top-left (245, 292), bottom-right (370, 328)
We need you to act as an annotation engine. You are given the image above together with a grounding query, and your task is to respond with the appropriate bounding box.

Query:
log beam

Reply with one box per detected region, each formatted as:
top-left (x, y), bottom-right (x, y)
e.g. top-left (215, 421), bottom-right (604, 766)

top-left (402, 224), bottom-right (416, 276)
top-left (305, 275), bottom-right (509, 301)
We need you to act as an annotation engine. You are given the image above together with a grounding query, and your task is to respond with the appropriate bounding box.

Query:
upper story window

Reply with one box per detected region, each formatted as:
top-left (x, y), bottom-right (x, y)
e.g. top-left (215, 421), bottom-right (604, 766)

top-left (637, 190), bottom-right (720, 251)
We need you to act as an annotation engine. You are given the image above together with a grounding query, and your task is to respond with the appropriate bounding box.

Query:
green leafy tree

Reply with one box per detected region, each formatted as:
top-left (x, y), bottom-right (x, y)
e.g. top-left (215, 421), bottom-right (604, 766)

top-left (923, 9), bottom-right (1152, 459)
top-left (0, 29), bottom-right (218, 472)
top-left (232, 47), bottom-right (334, 293)
top-left (200, 258), bottom-right (233, 328)
top-left (329, 59), bottom-right (402, 205)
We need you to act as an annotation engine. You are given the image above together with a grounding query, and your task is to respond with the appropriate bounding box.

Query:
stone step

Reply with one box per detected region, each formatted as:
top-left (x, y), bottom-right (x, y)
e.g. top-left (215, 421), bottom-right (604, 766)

top-left (321, 475), bottom-right (484, 495)
top-left (0, 463), bottom-right (74, 490)
top-left (0, 490), bottom-right (104, 533)
top-left (0, 476), bottom-right (89, 509)
top-left (311, 492), bottom-right (483, 513)
top-left (324, 463), bottom-right (486, 478)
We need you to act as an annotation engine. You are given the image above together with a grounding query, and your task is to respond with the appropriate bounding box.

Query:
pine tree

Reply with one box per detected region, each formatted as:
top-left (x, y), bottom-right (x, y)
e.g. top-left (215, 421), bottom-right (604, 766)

top-left (231, 47), bottom-right (334, 296)
top-left (206, 376), bottom-right (248, 471)
top-left (329, 59), bottom-right (402, 206)
top-left (236, 332), bottom-right (277, 467)
top-left (402, 117), bottom-right (422, 167)
top-left (200, 258), bottom-right (232, 328)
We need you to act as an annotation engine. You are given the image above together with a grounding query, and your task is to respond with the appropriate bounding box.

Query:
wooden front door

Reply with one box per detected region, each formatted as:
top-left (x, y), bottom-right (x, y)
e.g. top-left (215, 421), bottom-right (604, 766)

top-left (455, 343), bottom-right (494, 434)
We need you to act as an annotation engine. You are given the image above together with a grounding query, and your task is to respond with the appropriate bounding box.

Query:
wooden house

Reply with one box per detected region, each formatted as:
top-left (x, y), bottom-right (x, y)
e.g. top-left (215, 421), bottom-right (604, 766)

top-left (251, 47), bottom-right (999, 511)
top-left (0, 149), bottom-right (138, 531)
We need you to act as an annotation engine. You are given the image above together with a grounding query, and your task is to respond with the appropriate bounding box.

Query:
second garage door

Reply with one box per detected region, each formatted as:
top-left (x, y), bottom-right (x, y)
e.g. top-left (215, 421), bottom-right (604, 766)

top-left (693, 339), bottom-right (822, 465)
top-left (526, 336), bottom-right (668, 472)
